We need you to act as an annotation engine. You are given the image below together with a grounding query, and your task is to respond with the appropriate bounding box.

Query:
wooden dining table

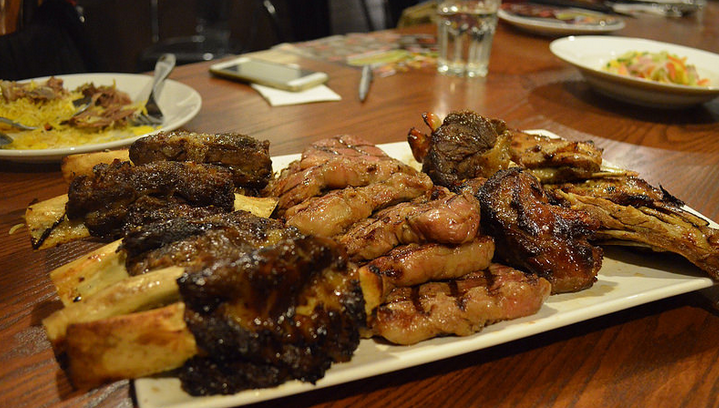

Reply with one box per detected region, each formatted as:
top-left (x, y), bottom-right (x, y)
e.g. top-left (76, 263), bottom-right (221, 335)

top-left (2, 2), bottom-right (719, 407)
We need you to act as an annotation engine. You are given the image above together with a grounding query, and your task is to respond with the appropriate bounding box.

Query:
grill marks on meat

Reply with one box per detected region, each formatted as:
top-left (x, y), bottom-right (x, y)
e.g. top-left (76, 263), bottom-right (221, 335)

top-left (408, 111), bottom-right (512, 188)
top-left (339, 187), bottom-right (482, 261)
top-left (268, 135), bottom-right (421, 216)
top-left (66, 160), bottom-right (235, 238)
top-left (122, 211), bottom-right (299, 275)
top-left (130, 131), bottom-right (272, 194)
top-left (547, 176), bottom-right (719, 278)
top-left (477, 168), bottom-right (603, 294)
top-left (284, 171), bottom-right (433, 237)
top-left (509, 129), bottom-right (604, 183)
top-left (359, 236), bottom-right (495, 314)
top-left (177, 235), bottom-right (365, 395)
top-left (369, 263), bottom-right (551, 345)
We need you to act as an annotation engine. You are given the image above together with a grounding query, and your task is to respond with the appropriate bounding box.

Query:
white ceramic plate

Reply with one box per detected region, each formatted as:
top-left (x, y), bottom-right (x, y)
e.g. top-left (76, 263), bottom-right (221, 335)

top-left (550, 36), bottom-right (719, 108)
top-left (0, 73), bottom-right (202, 162)
top-left (135, 137), bottom-right (716, 408)
top-left (498, 5), bottom-right (624, 37)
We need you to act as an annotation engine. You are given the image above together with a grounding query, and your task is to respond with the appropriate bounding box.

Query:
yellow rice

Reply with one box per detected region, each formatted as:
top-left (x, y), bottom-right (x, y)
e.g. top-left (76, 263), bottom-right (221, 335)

top-left (0, 80), bottom-right (155, 150)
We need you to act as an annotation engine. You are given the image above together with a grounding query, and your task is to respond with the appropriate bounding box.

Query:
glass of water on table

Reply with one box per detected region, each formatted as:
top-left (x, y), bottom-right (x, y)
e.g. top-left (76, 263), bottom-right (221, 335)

top-left (436, 0), bottom-right (501, 77)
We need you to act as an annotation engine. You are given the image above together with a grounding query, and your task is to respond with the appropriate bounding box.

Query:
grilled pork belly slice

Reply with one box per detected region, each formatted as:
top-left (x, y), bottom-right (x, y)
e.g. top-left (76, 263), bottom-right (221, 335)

top-left (267, 135), bottom-right (421, 215)
top-left (284, 171), bottom-right (433, 237)
top-left (129, 131), bottom-right (273, 194)
top-left (369, 263), bottom-right (551, 345)
top-left (547, 176), bottom-right (719, 279)
top-left (339, 186), bottom-right (482, 261)
top-left (359, 236), bottom-right (495, 315)
top-left (509, 129), bottom-right (604, 183)
top-left (122, 210), bottom-right (300, 275)
top-left (66, 160), bottom-right (235, 238)
top-left (477, 168), bottom-right (603, 294)
top-left (177, 235), bottom-right (365, 395)
top-left (408, 111), bottom-right (512, 188)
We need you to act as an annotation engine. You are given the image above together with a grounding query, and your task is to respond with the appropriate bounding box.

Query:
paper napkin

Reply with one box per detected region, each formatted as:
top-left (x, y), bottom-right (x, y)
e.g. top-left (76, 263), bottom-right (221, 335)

top-left (251, 84), bottom-right (342, 106)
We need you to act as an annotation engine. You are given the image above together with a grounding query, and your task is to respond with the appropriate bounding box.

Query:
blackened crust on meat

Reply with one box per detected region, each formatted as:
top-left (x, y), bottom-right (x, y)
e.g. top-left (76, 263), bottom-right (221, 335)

top-left (177, 235), bottom-right (366, 395)
top-left (477, 168), bottom-right (603, 294)
top-left (122, 211), bottom-right (299, 275)
top-left (129, 131), bottom-right (273, 193)
top-left (66, 160), bottom-right (235, 238)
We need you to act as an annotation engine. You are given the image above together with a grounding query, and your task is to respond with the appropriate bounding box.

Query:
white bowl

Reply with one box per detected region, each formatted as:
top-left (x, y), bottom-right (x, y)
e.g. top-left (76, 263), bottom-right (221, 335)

top-left (550, 36), bottom-right (719, 108)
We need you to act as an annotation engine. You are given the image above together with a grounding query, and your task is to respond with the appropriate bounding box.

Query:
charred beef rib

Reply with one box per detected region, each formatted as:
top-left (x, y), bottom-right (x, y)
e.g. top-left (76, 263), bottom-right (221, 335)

top-left (66, 160), bottom-right (235, 238)
top-left (129, 130), bottom-right (272, 194)
top-left (122, 210), bottom-right (301, 276)
top-left (477, 168), bottom-right (604, 294)
top-left (408, 111), bottom-right (512, 188)
top-left (546, 175), bottom-right (719, 279)
top-left (177, 234), bottom-right (365, 395)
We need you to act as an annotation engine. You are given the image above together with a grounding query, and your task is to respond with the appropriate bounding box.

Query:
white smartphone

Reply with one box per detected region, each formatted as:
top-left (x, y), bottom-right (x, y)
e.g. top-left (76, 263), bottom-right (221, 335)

top-left (210, 57), bottom-right (329, 91)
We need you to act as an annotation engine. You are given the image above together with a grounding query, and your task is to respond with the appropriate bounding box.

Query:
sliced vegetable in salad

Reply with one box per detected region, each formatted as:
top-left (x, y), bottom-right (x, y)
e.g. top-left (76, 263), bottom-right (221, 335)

top-left (603, 51), bottom-right (710, 87)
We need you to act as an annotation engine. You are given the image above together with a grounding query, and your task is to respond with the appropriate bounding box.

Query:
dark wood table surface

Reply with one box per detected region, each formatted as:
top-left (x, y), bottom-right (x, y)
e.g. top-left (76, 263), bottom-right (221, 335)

top-left (2, 3), bottom-right (719, 407)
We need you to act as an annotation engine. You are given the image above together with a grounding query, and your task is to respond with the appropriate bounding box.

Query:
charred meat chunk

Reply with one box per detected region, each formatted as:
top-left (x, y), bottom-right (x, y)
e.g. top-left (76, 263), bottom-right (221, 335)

top-left (547, 176), bottom-right (719, 279)
top-left (66, 160), bottom-right (235, 238)
top-left (177, 235), bottom-right (365, 395)
top-left (122, 210), bottom-right (300, 275)
top-left (408, 111), bottom-right (511, 188)
top-left (477, 168), bottom-right (603, 294)
top-left (369, 263), bottom-right (551, 345)
top-left (129, 131), bottom-right (273, 193)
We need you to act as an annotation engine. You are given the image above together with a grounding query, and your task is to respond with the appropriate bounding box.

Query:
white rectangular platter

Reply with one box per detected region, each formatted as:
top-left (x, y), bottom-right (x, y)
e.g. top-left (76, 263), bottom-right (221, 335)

top-left (135, 139), bottom-right (717, 408)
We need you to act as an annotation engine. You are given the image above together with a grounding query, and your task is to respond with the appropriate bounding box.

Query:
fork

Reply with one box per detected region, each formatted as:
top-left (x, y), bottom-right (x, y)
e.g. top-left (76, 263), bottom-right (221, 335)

top-left (133, 53), bottom-right (176, 126)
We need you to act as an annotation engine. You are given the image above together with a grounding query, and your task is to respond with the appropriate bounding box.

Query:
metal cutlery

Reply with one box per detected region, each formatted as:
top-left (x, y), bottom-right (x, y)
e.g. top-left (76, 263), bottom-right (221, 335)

top-left (132, 53), bottom-right (176, 126)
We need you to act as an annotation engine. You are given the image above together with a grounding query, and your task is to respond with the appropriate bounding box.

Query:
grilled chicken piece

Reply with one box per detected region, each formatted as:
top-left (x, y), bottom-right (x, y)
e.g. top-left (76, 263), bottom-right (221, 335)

top-left (546, 176), bottom-right (719, 279)
top-left (339, 187), bottom-right (482, 261)
top-left (66, 160), bottom-right (235, 238)
top-left (359, 236), bottom-right (495, 314)
top-left (407, 111), bottom-right (512, 188)
top-left (509, 129), bottom-right (604, 183)
top-left (129, 131), bottom-right (273, 194)
top-left (176, 235), bottom-right (365, 395)
top-left (369, 263), bottom-right (551, 345)
top-left (122, 210), bottom-right (300, 275)
top-left (284, 171), bottom-right (433, 237)
top-left (477, 168), bottom-right (603, 294)
top-left (267, 135), bottom-right (421, 215)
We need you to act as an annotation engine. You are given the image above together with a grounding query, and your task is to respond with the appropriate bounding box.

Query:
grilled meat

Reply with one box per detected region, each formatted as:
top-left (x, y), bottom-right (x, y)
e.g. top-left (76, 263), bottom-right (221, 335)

top-left (509, 129), bottom-right (604, 183)
top-left (66, 160), bottom-right (235, 238)
top-left (477, 168), bottom-right (603, 294)
top-left (339, 187), bottom-right (482, 261)
top-left (546, 176), bottom-right (719, 278)
top-left (267, 135), bottom-right (420, 215)
top-left (130, 131), bottom-right (272, 194)
top-left (369, 263), bottom-right (551, 345)
top-left (177, 235), bottom-right (365, 395)
top-left (407, 111), bottom-right (512, 188)
top-left (359, 236), bottom-right (495, 314)
top-left (122, 210), bottom-right (300, 275)
top-left (284, 171), bottom-right (433, 237)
